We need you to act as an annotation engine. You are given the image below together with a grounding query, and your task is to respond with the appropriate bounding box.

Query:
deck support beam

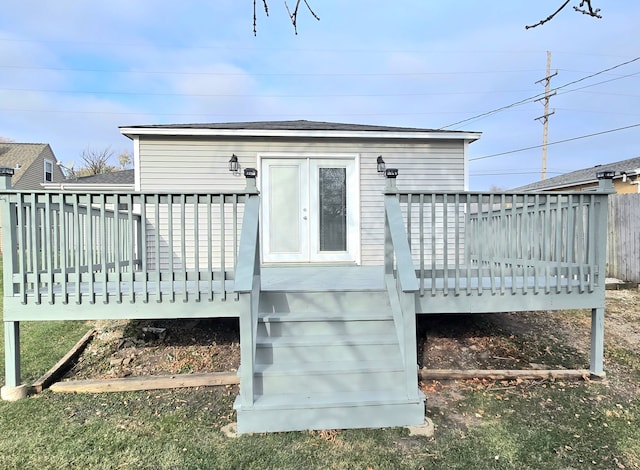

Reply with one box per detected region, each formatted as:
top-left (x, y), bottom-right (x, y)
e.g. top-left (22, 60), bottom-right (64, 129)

top-left (590, 307), bottom-right (605, 377)
top-left (1, 321), bottom-right (27, 401)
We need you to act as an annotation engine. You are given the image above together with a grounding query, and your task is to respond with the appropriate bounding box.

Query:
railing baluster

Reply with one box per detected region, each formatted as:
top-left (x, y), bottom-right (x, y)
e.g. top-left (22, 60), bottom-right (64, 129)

top-left (510, 195), bottom-right (518, 295)
top-left (154, 194), bottom-right (162, 303)
top-left (180, 194), bottom-right (188, 302)
top-left (498, 194), bottom-right (506, 295)
top-left (140, 195), bottom-right (149, 303)
top-left (588, 194), bottom-right (596, 292)
top-left (220, 194), bottom-right (226, 301)
top-left (454, 194), bottom-right (460, 295)
top-left (466, 194), bottom-right (472, 295)
top-left (59, 194), bottom-right (69, 304)
top-left (168, 194), bottom-right (175, 302)
top-left (100, 194), bottom-right (109, 303)
top-left (443, 195), bottom-right (449, 296)
top-left (44, 193), bottom-right (54, 304)
top-left (554, 195), bottom-right (563, 294)
top-left (532, 195), bottom-right (540, 295)
top-left (113, 194), bottom-right (122, 303)
top-left (577, 194), bottom-right (586, 293)
top-left (207, 194), bottom-right (214, 301)
top-left (566, 194), bottom-right (575, 294)
top-left (127, 193), bottom-right (135, 303)
top-left (419, 194), bottom-right (425, 296)
top-left (193, 194), bottom-right (200, 303)
top-left (430, 193), bottom-right (436, 296)
top-left (30, 193), bottom-right (42, 305)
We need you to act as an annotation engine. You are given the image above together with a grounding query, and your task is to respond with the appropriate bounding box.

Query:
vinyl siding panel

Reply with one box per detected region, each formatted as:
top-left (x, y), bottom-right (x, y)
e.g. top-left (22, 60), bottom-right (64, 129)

top-left (138, 136), bottom-right (466, 266)
top-left (13, 147), bottom-right (65, 190)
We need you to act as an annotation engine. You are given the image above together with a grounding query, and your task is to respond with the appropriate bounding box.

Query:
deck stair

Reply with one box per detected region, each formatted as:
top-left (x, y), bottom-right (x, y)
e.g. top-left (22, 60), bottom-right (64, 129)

top-left (234, 289), bottom-right (425, 433)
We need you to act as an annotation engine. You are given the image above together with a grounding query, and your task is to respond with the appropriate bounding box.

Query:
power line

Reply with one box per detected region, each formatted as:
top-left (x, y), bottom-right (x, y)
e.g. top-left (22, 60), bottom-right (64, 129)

top-left (0, 64), bottom-right (539, 78)
top-left (469, 122), bottom-right (640, 162)
top-left (439, 55), bottom-right (640, 130)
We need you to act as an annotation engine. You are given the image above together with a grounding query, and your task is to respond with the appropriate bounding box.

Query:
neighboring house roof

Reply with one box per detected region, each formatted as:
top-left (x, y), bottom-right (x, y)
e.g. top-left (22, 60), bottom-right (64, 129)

top-left (42, 169), bottom-right (135, 191)
top-left (73, 169), bottom-right (135, 185)
top-left (120, 120), bottom-right (481, 141)
top-left (512, 156), bottom-right (640, 192)
top-left (0, 143), bottom-right (61, 188)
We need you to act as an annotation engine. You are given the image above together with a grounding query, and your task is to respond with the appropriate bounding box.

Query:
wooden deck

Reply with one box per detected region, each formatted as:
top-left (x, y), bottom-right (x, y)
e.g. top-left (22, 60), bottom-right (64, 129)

top-left (0, 169), bottom-right (614, 433)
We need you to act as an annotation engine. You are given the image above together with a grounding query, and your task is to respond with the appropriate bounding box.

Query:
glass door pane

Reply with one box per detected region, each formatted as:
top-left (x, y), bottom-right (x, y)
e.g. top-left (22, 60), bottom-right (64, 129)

top-left (318, 167), bottom-right (347, 251)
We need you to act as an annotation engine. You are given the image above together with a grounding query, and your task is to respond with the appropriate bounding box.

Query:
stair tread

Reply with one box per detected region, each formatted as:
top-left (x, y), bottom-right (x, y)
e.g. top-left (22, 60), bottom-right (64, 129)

top-left (245, 390), bottom-right (424, 410)
top-left (254, 359), bottom-right (403, 375)
top-left (258, 311), bottom-right (392, 322)
top-left (256, 333), bottom-right (398, 346)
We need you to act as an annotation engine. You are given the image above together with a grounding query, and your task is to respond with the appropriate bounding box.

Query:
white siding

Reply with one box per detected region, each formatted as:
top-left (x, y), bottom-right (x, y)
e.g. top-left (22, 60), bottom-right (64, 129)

top-left (138, 136), bottom-right (466, 266)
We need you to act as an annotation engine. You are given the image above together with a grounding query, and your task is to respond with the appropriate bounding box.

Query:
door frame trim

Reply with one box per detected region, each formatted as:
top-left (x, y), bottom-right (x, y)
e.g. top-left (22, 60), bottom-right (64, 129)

top-left (257, 152), bottom-right (361, 265)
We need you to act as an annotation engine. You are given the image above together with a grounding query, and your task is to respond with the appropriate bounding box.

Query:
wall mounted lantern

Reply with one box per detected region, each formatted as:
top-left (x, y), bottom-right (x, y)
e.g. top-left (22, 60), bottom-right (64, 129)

top-left (229, 154), bottom-right (239, 174)
top-left (377, 156), bottom-right (386, 174)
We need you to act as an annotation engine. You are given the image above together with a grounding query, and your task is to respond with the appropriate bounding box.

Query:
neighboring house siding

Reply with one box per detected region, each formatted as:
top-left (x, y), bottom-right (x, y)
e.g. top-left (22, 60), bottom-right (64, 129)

top-left (137, 136), bottom-right (465, 266)
top-left (12, 146), bottom-right (65, 190)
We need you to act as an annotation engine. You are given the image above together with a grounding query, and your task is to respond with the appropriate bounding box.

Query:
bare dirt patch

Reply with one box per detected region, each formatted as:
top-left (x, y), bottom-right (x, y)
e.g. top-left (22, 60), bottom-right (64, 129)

top-left (67, 318), bottom-right (240, 380)
top-left (64, 289), bottom-right (640, 431)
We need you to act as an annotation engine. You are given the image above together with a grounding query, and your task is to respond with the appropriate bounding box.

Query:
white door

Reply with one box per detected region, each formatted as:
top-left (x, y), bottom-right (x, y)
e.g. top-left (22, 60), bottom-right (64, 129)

top-left (261, 157), bottom-right (359, 264)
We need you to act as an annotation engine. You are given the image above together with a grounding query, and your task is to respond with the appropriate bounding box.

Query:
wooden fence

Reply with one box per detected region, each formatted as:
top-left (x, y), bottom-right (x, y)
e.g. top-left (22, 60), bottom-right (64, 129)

top-left (608, 193), bottom-right (640, 283)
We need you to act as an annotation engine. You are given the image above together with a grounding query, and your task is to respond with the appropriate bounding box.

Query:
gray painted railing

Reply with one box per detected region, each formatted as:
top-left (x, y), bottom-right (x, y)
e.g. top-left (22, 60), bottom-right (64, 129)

top-left (234, 174), bottom-right (261, 408)
top-left (1, 179), bottom-right (257, 308)
top-left (393, 189), bottom-right (611, 297)
top-left (383, 173), bottom-right (419, 399)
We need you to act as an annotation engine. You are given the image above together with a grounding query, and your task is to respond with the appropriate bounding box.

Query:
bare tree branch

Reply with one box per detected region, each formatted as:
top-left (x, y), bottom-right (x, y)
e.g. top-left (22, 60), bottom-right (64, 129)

top-left (526, 0), bottom-right (602, 29)
top-left (253, 0), bottom-right (269, 36)
top-left (285, 0), bottom-right (320, 35)
top-left (526, 0), bottom-right (571, 29)
top-left (79, 146), bottom-right (117, 176)
top-left (574, 0), bottom-right (602, 18)
top-left (254, 0), bottom-right (319, 35)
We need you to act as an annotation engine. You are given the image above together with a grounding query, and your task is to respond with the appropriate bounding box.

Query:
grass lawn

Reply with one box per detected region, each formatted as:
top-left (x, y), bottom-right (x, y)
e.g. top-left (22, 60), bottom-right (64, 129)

top-left (1, 266), bottom-right (639, 468)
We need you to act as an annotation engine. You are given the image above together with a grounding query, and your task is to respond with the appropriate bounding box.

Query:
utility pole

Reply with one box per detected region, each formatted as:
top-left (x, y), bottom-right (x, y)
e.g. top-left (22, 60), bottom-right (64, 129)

top-left (535, 51), bottom-right (557, 180)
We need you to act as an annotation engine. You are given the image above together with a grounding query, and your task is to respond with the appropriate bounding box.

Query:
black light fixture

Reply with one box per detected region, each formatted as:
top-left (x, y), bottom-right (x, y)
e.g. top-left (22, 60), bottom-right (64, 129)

top-left (229, 154), bottom-right (239, 173)
top-left (596, 169), bottom-right (615, 180)
top-left (244, 168), bottom-right (258, 178)
top-left (0, 166), bottom-right (15, 177)
top-left (377, 155), bottom-right (386, 174)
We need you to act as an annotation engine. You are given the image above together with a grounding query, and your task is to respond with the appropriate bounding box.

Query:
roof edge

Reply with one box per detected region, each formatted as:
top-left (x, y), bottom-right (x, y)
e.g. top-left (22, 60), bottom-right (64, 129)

top-left (120, 125), bottom-right (481, 142)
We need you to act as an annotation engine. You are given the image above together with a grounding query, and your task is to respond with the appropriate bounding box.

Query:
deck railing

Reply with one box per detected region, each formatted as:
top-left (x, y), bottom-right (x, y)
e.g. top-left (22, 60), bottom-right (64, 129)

top-left (0, 173), bottom-right (259, 308)
top-left (385, 177), bottom-right (612, 298)
top-left (234, 181), bottom-right (261, 407)
top-left (383, 174), bottom-right (419, 399)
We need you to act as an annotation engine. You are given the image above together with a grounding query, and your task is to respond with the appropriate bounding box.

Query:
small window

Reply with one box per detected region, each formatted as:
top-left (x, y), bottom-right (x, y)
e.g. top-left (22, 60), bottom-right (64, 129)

top-left (44, 160), bottom-right (53, 182)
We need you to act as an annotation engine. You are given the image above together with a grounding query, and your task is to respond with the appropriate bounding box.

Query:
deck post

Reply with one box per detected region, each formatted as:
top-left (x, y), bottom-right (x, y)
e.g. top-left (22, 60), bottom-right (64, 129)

top-left (589, 171), bottom-right (614, 377)
top-left (1, 321), bottom-right (27, 400)
top-left (384, 169), bottom-right (399, 276)
top-left (0, 168), bottom-right (27, 400)
top-left (590, 307), bottom-right (605, 377)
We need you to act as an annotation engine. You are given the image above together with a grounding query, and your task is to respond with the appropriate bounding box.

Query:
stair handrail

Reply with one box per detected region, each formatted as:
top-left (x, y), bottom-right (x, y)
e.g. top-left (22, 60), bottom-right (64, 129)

top-left (234, 169), bottom-right (261, 407)
top-left (383, 170), bottom-right (419, 400)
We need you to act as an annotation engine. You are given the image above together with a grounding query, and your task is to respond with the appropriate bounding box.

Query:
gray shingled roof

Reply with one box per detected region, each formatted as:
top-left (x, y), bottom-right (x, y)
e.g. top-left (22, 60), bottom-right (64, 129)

top-left (0, 143), bottom-right (52, 185)
top-left (120, 119), bottom-right (474, 135)
top-left (74, 169), bottom-right (134, 185)
top-left (511, 156), bottom-right (640, 191)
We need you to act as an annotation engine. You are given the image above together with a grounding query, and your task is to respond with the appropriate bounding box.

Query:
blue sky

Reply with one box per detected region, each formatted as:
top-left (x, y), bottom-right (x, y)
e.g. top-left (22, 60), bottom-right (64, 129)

top-left (1, 1), bottom-right (639, 190)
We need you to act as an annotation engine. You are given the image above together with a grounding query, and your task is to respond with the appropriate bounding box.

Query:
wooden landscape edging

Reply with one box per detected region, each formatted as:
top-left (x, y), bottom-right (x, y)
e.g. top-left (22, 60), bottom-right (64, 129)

top-left (49, 372), bottom-right (240, 394)
top-left (48, 367), bottom-right (595, 396)
top-left (419, 368), bottom-right (594, 381)
top-left (31, 328), bottom-right (96, 394)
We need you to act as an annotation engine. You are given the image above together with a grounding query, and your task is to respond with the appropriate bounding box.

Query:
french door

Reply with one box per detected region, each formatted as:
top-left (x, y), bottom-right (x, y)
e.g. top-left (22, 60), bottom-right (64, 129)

top-left (261, 157), bottom-right (359, 263)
